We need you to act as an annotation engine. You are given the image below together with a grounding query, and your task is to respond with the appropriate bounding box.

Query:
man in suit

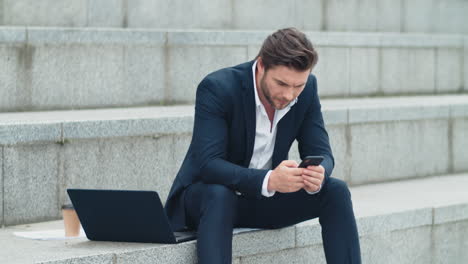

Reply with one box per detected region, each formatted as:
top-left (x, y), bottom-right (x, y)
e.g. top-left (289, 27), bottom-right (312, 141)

top-left (165, 28), bottom-right (361, 263)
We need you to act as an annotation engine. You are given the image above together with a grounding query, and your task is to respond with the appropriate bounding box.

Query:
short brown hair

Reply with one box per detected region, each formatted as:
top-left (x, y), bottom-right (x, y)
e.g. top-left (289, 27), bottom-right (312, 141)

top-left (256, 28), bottom-right (318, 72)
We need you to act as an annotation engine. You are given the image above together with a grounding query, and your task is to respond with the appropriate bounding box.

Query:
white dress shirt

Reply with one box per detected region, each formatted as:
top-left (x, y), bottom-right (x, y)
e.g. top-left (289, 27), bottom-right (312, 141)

top-left (248, 60), bottom-right (321, 197)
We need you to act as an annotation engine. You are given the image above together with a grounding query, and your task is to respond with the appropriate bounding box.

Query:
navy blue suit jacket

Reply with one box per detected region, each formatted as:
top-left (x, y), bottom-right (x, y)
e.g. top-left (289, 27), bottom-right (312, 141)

top-left (165, 60), bottom-right (334, 231)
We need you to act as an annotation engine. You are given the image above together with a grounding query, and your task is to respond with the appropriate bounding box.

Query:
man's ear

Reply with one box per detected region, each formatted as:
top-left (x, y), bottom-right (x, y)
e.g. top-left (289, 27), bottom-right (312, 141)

top-left (257, 57), bottom-right (265, 74)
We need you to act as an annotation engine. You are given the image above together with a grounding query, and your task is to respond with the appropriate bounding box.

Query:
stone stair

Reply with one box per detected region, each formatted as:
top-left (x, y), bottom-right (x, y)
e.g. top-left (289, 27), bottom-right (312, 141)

top-left (1, 0), bottom-right (467, 33)
top-left (1, 27), bottom-right (467, 112)
top-left (1, 173), bottom-right (467, 263)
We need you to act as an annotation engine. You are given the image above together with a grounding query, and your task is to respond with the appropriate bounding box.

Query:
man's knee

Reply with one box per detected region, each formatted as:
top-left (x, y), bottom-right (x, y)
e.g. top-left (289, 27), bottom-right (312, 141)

top-left (324, 178), bottom-right (351, 201)
top-left (203, 184), bottom-right (237, 206)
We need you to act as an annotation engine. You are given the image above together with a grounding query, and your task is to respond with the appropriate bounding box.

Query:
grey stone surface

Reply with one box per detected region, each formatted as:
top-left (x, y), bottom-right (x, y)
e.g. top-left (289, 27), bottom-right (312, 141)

top-left (168, 45), bottom-right (247, 103)
top-left (1, 147), bottom-right (3, 227)
top-left (233, 227), bottom-right (295, 257)
top-left (60, 136), bottom-right (176, 207)
top-left (378, 33), bottom-right (463, 48)
top-left (240, 244), bottom-right (325, 264)
top-left (436, 48), bottom-right (463, 93)
top-left (349, 120), bottom-right (450, 184)
top-left (30, 45), bottom-right (125, 110)
top-left (232, 0), bottom-right (322, 31)
top-left (127, 0), bottom-right (231, 29)
top-left (432, 220), bottom-right (468, 263)
top-left (434, 203), bottom-right (468, 225)
top-left (3, 144), bottom-right (60, 226)
top-left (360, 225), bottom-right (432, 264)
top-left (124, 45), bottom-right (166, 104)
top-left (313, 47), bottom-right (349, 97)
top-left (381, 48), bottom-right (435, 95)
top-left (37, 254), bottom-right (115, 264)
top-left (403, 0), bottom-right (436, 33)
top-left (0, 27), bottom-right (26, 43)
top-left (0, 123), bottom-right (62, 145)
top-left (326, 125), bottom-right (347, 181)
top-left (3, 0), bottom-right (87, 27)
top-left (0, 46), bottom-right (24, 112)
top-left (87, 0), bottom-right (124, 27)
top-left (453, 118), bottom-right (468, 172)
top-left (27, 28), bottom-right (166, 45)
top-left (349, 47), bottom-right (379, 96)
top-left (116, 241), bottom-right (197, 264)
top-left (433, 0), bottom-right (468, 34)
top-left (325, 0), bottom-right (378, 31)
top-left (465, 38), bottom-right (468, 92)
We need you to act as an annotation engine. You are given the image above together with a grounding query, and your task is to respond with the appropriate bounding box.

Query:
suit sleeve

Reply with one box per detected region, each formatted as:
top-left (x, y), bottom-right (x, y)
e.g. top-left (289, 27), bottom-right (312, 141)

top-left (296, 76), bottom-right (335, 180)
top-left (191, 77), bottom-right (268, 199)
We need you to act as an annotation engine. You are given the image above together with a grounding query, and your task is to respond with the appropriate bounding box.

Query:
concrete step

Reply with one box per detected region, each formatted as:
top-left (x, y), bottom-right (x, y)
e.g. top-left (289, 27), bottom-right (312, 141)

top-left (1, 173), bottom-right (467, 264)
top-left (1, 27), bottom-right (467, 111)
top-left (1, 94), bottom-right (467, 226)
top-left (1, 0), bottom-right (468, 34)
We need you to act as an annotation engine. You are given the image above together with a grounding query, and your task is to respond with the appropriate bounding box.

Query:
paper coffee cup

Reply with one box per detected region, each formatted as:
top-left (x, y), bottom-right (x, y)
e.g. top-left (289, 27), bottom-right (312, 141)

top-left (62, 204), bottom-right (80, 237)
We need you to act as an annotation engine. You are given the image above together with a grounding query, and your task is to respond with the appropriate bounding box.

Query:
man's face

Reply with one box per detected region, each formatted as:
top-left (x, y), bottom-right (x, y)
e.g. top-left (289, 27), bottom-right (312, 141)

top-left (258, 61), bottom-right (310, 110)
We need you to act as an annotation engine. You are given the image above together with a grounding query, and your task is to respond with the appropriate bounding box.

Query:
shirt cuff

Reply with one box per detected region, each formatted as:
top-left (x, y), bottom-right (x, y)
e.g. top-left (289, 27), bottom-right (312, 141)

top-left (261, 170), bottom-right (276, 197)
top-left (306, 182), bottom-right (323, 195)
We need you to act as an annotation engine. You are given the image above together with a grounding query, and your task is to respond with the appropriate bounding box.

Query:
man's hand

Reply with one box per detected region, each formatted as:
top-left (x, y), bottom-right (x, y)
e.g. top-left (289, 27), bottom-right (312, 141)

top-left (268, 160), bottom-right (305, 193)
top-left (302, 165), bottom-right (325, 193)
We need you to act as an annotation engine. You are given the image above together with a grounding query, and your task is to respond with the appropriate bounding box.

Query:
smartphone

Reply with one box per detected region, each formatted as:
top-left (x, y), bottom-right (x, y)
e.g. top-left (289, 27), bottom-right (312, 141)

top-left (298, 156), bottom-right (324, 168)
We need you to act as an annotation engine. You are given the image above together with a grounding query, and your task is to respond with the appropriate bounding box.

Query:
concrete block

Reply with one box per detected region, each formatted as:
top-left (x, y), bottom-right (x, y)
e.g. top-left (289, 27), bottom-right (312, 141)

top-left (30, 45), bottom-right (125, 110)
top-left (325, 0), bottom-right (378, 31)
top-left (124, 46), bottom-right (166, 104)
top-left (116, 241), bottom-right (197, 264)
top-left (37, 254), bottom-right (115, 264)
top-left (380, 48), bottom-right (435, 95)
top-left (403, 0), bottom-right (436, 32)
top-left (347, 101), bottom-right (450, 124)
top-left (87, 0), bottom-right (124, 27)
top-left (128, 0), bottom-right (218, 29)
top-left (232, 0), bottom-right (296, 30)
top-left (294, 0), bottom-right (323, 31)
top-left (126, 0), bottom-right (157, 28)
top-left (376, 0), bottom-right (401, 32)
top-left (0, 46), bottom-right (24, 112)
top-left (349, 48), bottom-right (379, 96)
top-left (434, 203), bottom-right (468, 225)
top-left (240, 244), bottom-right (325, 264)
top-left (361, 225), bottom-right (432, 264)
top-left (321, 108), bottom-right (348, 125)
top-left (453, 118), bottom-right (468, 172)
top-left (0, 147), bottom-right (3, 227)
top-left (62, 114), bottom-right (193, 140)
top-left (61, 136), bottom-right (176, 207)
top-left (3, 144), bottom-right (60, 226)
top-left (198, 0), bottom-right (232, 29)
top-left (3, 0), bottom-right (87, 27)
top-left (0, 123), bottom-right (62, 145)
top-left (327, 125), bottom-right (347, 181)
top-left (172, 134), bottom-right (192, 177)
top-left (168, 46), bottom-right (247, 103)
top-left (233, 227), bottom-right (295, 257)
top-left (27, 28), bottom-right (166, 45)
top-left (349, 120), bottom-right (450, 185)
top-left (432, 220), bottom-right (468, 263)
top-left (433, 0), bottom-right (468, 34)
top-left (436, 48), bottom-right (463, 93)
top-left (313, 47), bottom-right (349, 97)
top-left (465, 39), bottom-right (468, 92)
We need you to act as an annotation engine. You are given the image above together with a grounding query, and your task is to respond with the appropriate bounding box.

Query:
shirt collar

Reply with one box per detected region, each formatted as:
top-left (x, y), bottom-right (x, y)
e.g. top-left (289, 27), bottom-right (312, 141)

top-left (252, 60), bottom-right (298, 110)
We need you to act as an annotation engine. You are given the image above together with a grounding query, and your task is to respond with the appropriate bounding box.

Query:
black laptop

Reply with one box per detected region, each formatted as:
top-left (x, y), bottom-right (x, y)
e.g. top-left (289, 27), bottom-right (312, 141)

top-left (67, 189), bottom-right (196, 244)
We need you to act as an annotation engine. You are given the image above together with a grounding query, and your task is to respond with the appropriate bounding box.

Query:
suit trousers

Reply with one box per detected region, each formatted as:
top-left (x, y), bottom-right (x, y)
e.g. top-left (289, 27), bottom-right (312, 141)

top-left (184, 177), bottom-right (361, 264)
